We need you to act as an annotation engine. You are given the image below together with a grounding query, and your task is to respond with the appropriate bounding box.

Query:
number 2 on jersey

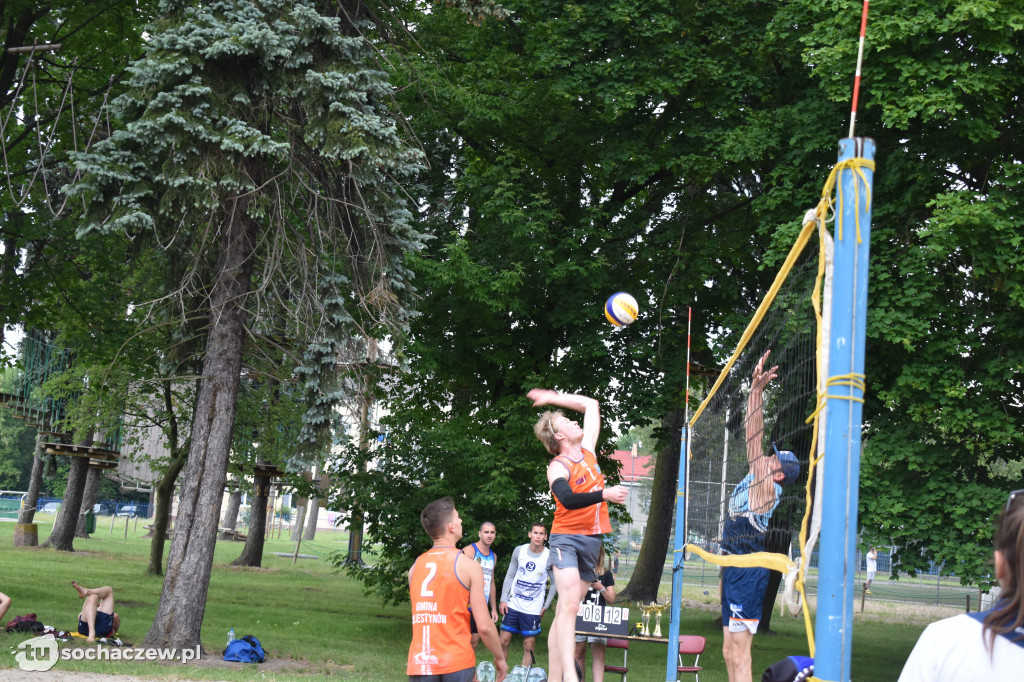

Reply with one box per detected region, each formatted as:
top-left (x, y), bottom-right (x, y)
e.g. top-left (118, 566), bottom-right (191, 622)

top-left (420, 562), bottom-right (437, 597)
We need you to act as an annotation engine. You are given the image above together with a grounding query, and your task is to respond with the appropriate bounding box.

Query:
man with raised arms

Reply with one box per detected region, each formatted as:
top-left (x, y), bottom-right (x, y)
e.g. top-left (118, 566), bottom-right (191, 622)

top-left (528, 389), bottom-right (629, 682)
top-left (408, 497), bottom-right (507, 682)
top-left (720, 351), bottom-right (801, 682)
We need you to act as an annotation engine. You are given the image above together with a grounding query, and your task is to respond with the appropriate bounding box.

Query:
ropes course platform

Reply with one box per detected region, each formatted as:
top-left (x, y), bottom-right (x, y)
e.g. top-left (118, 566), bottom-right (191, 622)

top-left (232, 463), bottom-right (286, 479)
top-left (43, 442), bottom-right (120, 461)
top-left (0, 392), bottom-right (47, 422)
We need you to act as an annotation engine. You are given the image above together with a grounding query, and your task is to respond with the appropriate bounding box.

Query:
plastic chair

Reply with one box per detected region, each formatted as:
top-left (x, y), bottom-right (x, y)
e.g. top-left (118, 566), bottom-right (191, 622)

top-left (603, 638), bottom-right (629, 681)
top-left (677, 635), bottom-right (706, 680)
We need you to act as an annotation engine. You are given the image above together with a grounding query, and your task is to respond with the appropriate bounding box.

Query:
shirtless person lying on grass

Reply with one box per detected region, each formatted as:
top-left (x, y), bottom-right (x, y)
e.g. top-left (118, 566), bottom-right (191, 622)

top-left (72, 581), bottom-right (120, 642)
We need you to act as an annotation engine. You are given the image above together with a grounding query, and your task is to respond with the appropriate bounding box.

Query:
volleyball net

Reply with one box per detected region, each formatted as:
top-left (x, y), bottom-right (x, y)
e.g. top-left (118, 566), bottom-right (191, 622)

top-left (676, 150), bottom-right (875, 665)
top-left (684, 210), bottom-right (829, 596)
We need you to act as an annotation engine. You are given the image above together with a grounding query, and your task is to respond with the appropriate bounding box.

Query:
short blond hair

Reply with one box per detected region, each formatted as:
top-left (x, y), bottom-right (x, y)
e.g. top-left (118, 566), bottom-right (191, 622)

top-left (533, 410), bottom-right (564, 455)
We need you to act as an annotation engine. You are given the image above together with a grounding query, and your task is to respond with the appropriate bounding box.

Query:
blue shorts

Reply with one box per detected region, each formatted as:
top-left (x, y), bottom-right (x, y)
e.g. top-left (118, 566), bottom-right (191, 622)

top-left (721, 565), bottom-right (769, 634)
top-left (501, 608), bottom-right (542, 637)
top-left (78, 611), bottom-right (115, 638)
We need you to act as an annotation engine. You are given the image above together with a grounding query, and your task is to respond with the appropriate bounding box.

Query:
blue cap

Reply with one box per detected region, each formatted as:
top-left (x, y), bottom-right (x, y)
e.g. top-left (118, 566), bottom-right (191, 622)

top-left (773, 444), bottom-right (801, 487)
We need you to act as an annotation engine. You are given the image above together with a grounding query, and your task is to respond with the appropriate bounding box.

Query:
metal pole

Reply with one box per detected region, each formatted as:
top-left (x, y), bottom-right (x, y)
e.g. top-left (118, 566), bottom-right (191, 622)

top-left (813, 138), bottom-right (875, 682)
top-left (666, 307), bottom-right (693, 681)
top-left (666, 426), bottom-right (688, 681)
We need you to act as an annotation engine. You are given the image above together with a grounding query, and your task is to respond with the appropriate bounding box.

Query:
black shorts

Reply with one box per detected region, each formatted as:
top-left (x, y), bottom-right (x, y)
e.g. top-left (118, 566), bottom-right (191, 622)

top-left (78, 611), bottom-right (114, 638)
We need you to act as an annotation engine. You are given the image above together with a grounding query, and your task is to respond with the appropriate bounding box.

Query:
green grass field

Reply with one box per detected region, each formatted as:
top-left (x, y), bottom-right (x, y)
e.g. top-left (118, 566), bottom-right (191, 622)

top-left (0, 517), bottom-right (938, 680)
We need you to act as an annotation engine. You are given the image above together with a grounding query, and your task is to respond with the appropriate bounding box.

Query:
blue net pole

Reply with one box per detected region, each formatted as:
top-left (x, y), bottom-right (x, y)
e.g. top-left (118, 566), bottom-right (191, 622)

top-left (813, 137), bottom-right (875, 681)
top-left (665, 425), bottom-right (688, 680)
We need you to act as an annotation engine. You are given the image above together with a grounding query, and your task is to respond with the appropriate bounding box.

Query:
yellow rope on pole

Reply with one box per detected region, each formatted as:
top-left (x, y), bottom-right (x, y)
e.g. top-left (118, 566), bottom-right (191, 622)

top-left (683, 544), bottom-right (796, 575)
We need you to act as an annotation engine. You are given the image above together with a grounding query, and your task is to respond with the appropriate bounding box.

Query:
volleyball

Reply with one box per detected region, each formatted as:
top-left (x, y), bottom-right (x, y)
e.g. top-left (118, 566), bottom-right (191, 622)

top-left (604, 292), bottom-right (638, 327)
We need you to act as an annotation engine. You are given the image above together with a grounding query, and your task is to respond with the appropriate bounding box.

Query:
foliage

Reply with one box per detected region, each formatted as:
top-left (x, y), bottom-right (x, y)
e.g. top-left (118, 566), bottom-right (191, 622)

top-left (782, 0), bottom-right (1024, 584)
top-left (340, 0), bottom-right (835, 601)
top-left (614, 423), bottom-right (658, 452)
top-left (0, 402), bottom-right (36, 491)
top-left (0, 2), bottom-right (160, 339)
top-left (65, 0), bottom-right (427, 466)
top-left (337, 0), bottom-right (1024, 603)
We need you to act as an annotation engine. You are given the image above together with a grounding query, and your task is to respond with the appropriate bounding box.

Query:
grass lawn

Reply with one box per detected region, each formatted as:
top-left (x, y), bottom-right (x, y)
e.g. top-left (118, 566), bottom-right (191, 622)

top-left (0, 517), bottom-right (937, 680)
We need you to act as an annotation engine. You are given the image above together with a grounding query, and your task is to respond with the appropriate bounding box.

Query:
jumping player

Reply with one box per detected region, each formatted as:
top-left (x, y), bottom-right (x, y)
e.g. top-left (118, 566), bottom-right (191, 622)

top-left (720, 351), bottom-right (801, 682)
top-left (408, 497), bottom-right (507, 682)
top-left (528, 389), bottom-right (628, 682)
top-left (462, 521), bottom-right (499, 648)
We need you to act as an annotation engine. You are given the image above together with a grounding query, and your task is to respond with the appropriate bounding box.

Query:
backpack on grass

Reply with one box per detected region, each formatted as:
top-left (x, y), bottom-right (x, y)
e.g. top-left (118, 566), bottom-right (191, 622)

top-left (5, 614), bottom-right (43, 633)
top-left (223, 634), bottom-right (267, 663)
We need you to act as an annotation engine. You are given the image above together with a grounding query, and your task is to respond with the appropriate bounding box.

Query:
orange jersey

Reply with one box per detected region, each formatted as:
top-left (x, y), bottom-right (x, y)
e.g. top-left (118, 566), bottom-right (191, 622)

top-left (407, 547), bottom-right (475, 676)
top-left (550, 448), bottom-right (611, 535)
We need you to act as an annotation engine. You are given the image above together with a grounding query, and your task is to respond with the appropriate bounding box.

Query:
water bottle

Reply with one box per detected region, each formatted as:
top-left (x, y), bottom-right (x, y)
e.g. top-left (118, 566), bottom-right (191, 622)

top-left (227, 628), bottom-right (235, 647)
top-left (476, 660), bottom-right (496, 682)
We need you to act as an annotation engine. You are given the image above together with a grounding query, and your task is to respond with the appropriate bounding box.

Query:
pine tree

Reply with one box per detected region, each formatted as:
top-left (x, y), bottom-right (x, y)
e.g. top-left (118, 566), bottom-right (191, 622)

top-left (66, 0), bottom-right (424, 649)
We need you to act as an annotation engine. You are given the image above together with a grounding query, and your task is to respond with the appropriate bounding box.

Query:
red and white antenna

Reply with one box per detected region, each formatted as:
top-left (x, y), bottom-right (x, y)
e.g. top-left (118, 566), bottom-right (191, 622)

top-left (848, 0), bottom-right (870, 138)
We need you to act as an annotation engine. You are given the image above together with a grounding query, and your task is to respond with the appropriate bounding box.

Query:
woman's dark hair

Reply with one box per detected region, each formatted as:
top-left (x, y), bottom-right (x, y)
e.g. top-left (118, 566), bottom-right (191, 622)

top-left (982, 494), bottom-right (1024, 654)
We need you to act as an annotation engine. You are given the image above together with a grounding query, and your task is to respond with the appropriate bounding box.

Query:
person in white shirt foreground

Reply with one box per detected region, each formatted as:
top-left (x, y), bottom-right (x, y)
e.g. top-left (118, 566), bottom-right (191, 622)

top-left (898, 489), bottom-right (1024, 681)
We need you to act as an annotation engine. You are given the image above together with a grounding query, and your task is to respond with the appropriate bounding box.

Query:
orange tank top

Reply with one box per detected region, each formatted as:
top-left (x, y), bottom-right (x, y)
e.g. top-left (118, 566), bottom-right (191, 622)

top-left (550, 448), bottom-right (611, 536)
top-left (407, 547), bottom-right (476, 676)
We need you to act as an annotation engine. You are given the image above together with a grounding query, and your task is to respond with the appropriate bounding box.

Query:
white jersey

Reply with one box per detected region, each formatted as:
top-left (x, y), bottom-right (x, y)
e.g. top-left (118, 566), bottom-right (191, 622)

top-left (504, 545), bottom-right (551, 616)
top-left (898, 613), bottom-right (1024, 682)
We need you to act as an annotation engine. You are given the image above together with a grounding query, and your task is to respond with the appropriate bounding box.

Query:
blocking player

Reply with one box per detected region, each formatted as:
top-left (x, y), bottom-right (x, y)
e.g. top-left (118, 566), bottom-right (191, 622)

top-left (720, 351), bottom-right (801, 682)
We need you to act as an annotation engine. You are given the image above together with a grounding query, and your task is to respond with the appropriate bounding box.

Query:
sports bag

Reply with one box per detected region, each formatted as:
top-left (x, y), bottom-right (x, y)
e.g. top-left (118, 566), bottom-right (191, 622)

top-left (5, 614), bottom-right (43, 633)
top-left (223, 634), bottom-right (267, 663)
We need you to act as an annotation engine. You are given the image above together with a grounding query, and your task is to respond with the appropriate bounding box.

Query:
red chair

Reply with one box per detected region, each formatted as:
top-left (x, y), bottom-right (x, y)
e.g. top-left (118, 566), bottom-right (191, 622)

top-left (677, 635), bottom-right (706, 680)
top-left (603, 638), bottom-right (630, 681)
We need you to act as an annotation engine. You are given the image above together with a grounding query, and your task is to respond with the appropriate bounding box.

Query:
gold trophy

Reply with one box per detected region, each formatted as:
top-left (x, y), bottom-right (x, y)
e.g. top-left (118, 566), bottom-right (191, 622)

top-left (639, 603), bottom-right (654, 636)
top-left (649, 601), bottom-right (668, 638)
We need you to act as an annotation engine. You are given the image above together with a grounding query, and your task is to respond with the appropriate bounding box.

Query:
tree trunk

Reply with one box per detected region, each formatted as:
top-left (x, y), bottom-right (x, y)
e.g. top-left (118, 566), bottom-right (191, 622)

top-left (346, 349), bottom-right (374, 563)
top-left (148, 382), bottom-right (188, 576)
top-left (232, 473), bottom-right (270, 567)
top-left (290, 498), bottom-right (307, 542)
top-left (219, 488), bottom-right (242, 540)
top-left (289, 470), bottom-right (312, 542)
top-left (304, 495), bottom-right (319, 540)
top-left (75, 466), bottom-right (103, 538)
top-left (617, 407), bottom-right (685, 603)
top-left (42, 452), bottom-right (90, 551)
top-left (147, 450), bottom-right (187, 576)
top-left (16, 435), bottom-right (44, 524)
top-left (304, 471), bottom-right (330, 540)
top-left (143, 200), bottom-right (257, 651)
